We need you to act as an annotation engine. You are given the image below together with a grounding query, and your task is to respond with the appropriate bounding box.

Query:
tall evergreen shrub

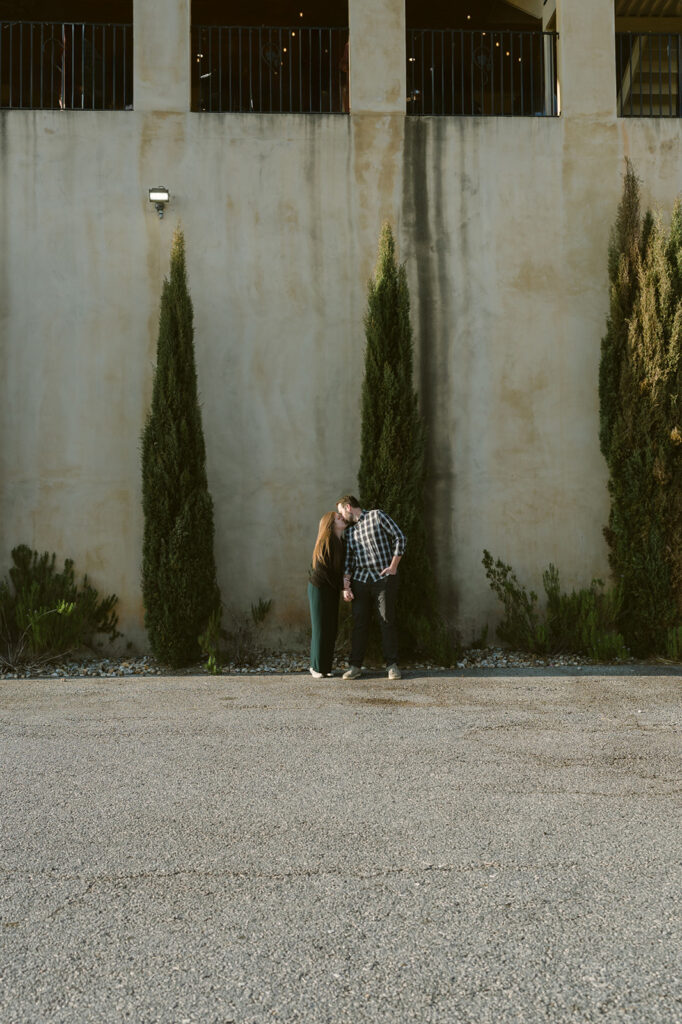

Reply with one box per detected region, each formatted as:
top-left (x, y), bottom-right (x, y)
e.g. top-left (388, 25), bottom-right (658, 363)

top-left (599, 164), bottom-right (682, 655)
top-left (141, 229), bottom-right (221, 667)
top-left (357, 223), bottom-right (448, 659)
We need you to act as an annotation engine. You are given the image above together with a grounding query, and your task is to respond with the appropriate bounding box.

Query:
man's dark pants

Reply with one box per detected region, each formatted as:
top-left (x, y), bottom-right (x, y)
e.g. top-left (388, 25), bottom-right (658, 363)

top-left (350, 576), bottom-right (399, 667)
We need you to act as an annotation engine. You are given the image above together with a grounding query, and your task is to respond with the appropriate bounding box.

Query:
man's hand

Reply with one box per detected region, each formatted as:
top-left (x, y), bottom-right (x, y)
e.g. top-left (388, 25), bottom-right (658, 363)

top-left (343, 587), bottom-right (354, 602)
top-left (380, 555), bottom-right (401, 577)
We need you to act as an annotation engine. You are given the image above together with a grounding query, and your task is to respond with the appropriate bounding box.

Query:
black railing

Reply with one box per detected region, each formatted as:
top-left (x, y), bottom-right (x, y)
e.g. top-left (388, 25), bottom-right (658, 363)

top-left (191, 25), bottom-right (349, 113)
top-left (406, 29), bottom-right (558, 116)
top-left (616, 33), bottom-right (681, 117)
top-left (0, 21), bottom-right (132, 110)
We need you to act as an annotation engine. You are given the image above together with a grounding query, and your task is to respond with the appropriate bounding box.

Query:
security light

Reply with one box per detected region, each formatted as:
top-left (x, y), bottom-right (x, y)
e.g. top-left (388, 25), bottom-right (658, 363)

top-left (149, 187), bottom-right (170, 218)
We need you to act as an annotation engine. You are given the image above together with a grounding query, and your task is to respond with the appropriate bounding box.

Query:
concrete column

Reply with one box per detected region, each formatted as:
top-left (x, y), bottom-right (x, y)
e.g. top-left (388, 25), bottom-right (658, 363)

top-left (134, 0), bottom-right (190, 112)
top-left (556, 0), bottom-right (616, 119)
top-left (348, 0), bottom-right (405, 115)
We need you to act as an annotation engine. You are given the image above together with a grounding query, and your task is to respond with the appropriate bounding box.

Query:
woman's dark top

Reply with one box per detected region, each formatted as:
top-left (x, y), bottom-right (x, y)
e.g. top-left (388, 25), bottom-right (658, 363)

top-left (310, 535), bottom-right (344, 591)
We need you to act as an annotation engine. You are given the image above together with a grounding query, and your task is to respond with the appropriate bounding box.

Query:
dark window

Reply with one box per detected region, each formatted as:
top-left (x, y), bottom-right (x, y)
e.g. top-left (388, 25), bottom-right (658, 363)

top-left (0, 2), bottom-right (133, 109)
top-left (405, 0), bottom-right (558, 116)
top-left (191, 1), bottom-right (349, 113)
top-left (614, 1), bottom-right (681, 118)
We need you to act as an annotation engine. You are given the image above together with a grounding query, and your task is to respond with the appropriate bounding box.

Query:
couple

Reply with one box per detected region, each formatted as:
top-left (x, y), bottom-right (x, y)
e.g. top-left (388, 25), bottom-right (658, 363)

top-left (308, 494), bottom-right (406, 681)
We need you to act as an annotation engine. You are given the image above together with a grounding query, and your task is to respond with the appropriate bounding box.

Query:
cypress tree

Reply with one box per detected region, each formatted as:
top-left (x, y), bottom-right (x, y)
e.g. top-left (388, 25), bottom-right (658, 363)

top-left (358, 223), bottom-right (448, 660)
top-left (599, 166), bottom-right (682, 655)
top-left (141, 229), bottom-right (221, 667)
top-left (599, 159), bottom-right (649, 463)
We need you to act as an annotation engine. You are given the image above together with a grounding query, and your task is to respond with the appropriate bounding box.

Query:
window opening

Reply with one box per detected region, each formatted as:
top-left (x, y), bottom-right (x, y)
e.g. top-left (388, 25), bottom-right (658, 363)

top-left (0, 1), bottom-right (133, 109)
top-left (191, 1), bottom-right (349, 113)
top-left (615, 1), bottom-right (681, 117)
top-left (405, 0), bottom-right (558, 116)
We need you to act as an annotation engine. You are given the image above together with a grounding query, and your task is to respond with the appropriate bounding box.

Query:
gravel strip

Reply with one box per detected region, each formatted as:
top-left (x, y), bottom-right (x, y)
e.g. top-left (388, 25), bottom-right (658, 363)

top-left (0, 646), bottom-right (637, 681)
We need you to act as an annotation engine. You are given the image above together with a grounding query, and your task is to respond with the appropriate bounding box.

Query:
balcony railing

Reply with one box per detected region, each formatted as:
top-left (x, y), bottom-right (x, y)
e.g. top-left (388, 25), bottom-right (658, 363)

top-left (406, 29), bottom-right (558, 116)
top-left (191, 25), bottom-right (349, 113)
top-left (0, 21), bottom-right (132, 110)
top-left (616, 33), bottom-right (681, 117)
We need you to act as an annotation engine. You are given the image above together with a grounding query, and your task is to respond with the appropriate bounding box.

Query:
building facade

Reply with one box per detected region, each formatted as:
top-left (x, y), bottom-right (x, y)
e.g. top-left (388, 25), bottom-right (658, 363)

top-left (1, 0), bottom-right (681, 648)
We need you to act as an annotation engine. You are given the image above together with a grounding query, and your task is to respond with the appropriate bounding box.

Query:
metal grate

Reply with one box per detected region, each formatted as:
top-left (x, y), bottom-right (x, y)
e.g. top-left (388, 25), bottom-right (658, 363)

top-left (406, 29), bottom-right (559, 116)
top-left (0, 21), bottom-right (133, 110)
top-left (616, 33), bottom-right (681, 117)
top-left (191, 25), bottom-right (349, 113)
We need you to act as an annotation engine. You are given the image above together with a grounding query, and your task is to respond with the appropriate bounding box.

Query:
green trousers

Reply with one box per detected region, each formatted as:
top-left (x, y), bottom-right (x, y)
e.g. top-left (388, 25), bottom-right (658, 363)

top-left (308, 582), bottom-right (340, 675)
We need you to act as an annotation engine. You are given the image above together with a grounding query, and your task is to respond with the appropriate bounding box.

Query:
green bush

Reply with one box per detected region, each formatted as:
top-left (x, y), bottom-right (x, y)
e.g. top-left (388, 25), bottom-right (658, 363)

top-left (542, 565), bottom-right (627, 662)
top-left (0, 545), bottom-right (119, 669)
top-left (482, 551), bottom-right (627, 661)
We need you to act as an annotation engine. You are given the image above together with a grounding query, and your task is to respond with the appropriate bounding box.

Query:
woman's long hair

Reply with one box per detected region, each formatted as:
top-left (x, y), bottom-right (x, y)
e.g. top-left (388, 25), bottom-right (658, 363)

top-left (312, 511), bottom-right (340, 570)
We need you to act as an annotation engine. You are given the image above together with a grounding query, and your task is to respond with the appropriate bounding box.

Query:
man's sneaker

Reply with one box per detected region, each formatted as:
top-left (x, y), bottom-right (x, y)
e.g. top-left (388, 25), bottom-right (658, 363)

top-left (309, 667), bottom-right (324, 679)
top-left (387, 664), bottom-right (402, 680)
top-left (342, 665), bottom-right (362, 679)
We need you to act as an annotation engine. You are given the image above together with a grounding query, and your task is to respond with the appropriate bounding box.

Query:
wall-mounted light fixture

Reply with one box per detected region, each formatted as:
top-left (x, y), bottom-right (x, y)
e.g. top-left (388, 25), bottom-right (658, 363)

top-left (149, 187), bottom-right (170, 218)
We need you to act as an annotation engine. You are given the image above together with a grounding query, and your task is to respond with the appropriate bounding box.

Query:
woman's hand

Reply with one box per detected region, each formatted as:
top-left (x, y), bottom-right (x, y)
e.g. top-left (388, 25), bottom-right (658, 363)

top-left (343, 587), bottom-right (354, 602)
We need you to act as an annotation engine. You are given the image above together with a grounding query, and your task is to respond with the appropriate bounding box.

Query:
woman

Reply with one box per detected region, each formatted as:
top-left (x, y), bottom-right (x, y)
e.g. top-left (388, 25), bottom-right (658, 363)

top-left (308, 511), bottom-right (347, 678)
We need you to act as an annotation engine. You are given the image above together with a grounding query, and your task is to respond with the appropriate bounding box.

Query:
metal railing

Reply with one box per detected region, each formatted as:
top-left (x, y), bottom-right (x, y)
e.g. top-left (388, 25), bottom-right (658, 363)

top-left (616, 33), bottom-right (681, 117)
top-left (0, 21), bottom-right (132, 110)
top-left (191, 25), bottom-right (349, 113)
top-left (406, 29), bottom-right (559, 116)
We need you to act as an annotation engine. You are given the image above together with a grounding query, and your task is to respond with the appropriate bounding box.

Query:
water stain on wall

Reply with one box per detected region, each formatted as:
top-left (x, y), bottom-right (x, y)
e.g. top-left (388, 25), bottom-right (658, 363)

top-left (403, 118), bottom-right (458, 618)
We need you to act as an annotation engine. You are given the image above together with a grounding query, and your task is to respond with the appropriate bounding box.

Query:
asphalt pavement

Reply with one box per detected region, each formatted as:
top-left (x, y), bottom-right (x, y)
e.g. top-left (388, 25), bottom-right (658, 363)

top-left (1, 671), bottom-right (680, 1024)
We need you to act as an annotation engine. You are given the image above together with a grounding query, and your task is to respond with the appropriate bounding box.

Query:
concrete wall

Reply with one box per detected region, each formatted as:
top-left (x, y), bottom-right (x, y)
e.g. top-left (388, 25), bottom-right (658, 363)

top-left (0, 0), bottom-right (680, 650)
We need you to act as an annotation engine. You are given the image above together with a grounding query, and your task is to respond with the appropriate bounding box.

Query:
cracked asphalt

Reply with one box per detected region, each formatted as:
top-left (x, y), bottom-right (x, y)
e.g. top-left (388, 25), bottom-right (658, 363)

top-left (1, 671), bottom-right (681, 1024)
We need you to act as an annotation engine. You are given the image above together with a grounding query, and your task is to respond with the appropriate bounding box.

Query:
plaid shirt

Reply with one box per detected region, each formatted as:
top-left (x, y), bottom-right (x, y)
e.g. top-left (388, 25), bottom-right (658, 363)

top-left (343, 510), bottom-right (407, 584)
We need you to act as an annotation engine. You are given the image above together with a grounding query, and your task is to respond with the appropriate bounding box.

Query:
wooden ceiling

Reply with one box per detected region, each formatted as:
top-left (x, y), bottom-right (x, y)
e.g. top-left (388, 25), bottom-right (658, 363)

top-left (615, 1), bottom-right (682, 16)
top-left (0, 1), bottom-right (132, 20)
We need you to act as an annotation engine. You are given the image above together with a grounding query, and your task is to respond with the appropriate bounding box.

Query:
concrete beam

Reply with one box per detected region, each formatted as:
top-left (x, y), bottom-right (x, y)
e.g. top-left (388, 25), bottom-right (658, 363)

top-left (504, 0), bottom-right (544, 19)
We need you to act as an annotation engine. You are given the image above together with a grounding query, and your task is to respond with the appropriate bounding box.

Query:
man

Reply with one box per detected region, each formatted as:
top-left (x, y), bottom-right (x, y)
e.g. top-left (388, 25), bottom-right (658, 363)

top-left (336, 494), bottom-right (406, 681)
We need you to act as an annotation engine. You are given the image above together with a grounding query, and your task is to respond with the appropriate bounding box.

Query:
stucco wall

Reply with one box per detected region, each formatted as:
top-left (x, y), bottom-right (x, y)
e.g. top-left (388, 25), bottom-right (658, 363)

top-left (0, 0), bottom-right (680, 650)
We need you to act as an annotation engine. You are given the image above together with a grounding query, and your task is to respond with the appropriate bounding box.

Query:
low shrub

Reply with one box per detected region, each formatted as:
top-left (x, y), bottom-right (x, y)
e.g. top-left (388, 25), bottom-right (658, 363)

top-left (199, 599), bottom-right (275, 672)
top-left (481, 551), bottom-right (543, 653)
top-left (482, 551), bottom-right (628, 661)
top-left (664, 624), bottom-right (682, 661)
top-left (0, 545), bottom-right (119, 670)
top-left (198, 607), bottom-right (225, 675)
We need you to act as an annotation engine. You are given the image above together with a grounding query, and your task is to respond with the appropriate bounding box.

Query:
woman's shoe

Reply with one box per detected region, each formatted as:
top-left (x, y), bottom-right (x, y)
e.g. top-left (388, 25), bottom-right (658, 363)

top-left (309, 667), bottom-right (324, 679)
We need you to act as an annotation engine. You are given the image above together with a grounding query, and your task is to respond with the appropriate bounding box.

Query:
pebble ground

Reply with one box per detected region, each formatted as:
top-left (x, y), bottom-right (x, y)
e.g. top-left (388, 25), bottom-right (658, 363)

top-left (0, 646), bottom-right (607, 681)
